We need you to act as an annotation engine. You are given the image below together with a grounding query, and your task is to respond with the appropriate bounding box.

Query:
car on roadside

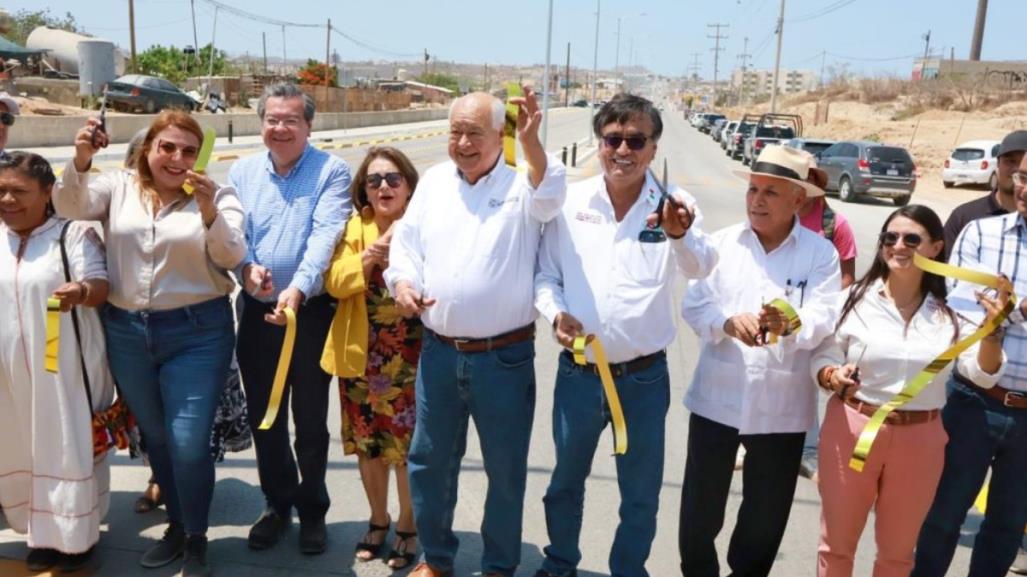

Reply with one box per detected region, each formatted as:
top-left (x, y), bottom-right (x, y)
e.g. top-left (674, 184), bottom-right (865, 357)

top-left (742, 123), bottom-right (796, 165)
top-left (727, 121), bottom-right (755, 159)
top-left (104, 74), bottom-right (198, 114)
top-left (942, 140), bottom-right (1000, 189)
top-left (817, 140), bottom-right (917, 205)
top-left (720, 121), bottom-right (739, 150)
top-left (572, 99), bottom-right (590, 107)
top-left (710, 118), bottom-right (728, 142)
top-left (699, 113), bottom-right (725, 134)
top-left (782, 137), bottom-right (836, 158)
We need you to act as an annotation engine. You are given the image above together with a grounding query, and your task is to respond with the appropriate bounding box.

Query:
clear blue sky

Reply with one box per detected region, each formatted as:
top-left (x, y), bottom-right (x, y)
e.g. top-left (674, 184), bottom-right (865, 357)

top-left (8, 0), bottom-right (1024, 79)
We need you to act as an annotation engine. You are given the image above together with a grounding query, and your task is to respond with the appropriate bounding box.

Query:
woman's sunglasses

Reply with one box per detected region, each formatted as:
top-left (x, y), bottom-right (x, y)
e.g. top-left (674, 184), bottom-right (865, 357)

top-left (367, 172), bottom-right (403, 189)
top-left (879, 231), bottom-right (923, 248)
top-left (156, 140), bottom-right (199, 160)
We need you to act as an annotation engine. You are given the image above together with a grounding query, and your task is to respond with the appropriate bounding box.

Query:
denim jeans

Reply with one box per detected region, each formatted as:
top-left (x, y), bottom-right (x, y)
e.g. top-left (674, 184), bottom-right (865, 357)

top-left (407, 330), bottom-right (536, 577)
top-left (541, 352), bottom-right (670, 577)
top-left (102, 297), bottom-right (234, 535)
top-left (913, 376), bottom-right (1027, 577)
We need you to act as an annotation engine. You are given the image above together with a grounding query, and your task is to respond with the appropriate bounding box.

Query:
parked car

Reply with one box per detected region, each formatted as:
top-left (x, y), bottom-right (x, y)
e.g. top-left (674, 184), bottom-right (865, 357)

top-left (699, 113), bottom-right (725, 134)
top-left (742, 122), bottom-right (798, 165)
top-left (942, 140), bottom-right (1001, 189)
top-left (783, 137), bottom-right (836, 158)
top-left (692, 113), bottom-right (712, 129)
top-left (720, 121), bottom-right (739, 150)
top-left (710, 118), bottom-right (728, 142)
top-left (817, 141), bottom-right (917, 205)
top-left (727, 121), bottom-right (755, 159)
top-left (105, 74), bottom-right (198, 113)
top-left (572, 99), bottom-right (590, 107)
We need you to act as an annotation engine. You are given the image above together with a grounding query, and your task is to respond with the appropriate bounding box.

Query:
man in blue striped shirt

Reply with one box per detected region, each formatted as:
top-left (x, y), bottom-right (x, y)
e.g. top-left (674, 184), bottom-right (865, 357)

top-left (914, 157), bottom-right (1027, 577)
top-left (229, 83), bottom-right (352, 555)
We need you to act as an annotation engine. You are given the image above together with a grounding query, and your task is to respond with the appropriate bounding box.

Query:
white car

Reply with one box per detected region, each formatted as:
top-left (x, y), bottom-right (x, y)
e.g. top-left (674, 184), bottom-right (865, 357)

top-left (942, 140), bottom-right (1001, 189)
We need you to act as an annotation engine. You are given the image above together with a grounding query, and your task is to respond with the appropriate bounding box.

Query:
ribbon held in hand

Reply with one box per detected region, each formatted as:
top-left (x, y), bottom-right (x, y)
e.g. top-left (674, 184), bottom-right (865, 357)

top-left (765, 297), bottom-right (802, 344)
top-left (572, 334), bottom-right (628, 455)
top-left (257, 307), bottom-right (297, 430)
top-left (45, 297), bottom-right (61, 373)
top-left (503, 83), bottom-right (522, 167)
top-left (182, 127), bottom-right (216, 195)
top-left (849, 253), bottom-right (1017, 472)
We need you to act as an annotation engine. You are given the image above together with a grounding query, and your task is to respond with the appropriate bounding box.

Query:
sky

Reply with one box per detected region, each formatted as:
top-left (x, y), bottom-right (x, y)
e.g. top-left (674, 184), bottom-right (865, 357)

top-left (6, 0), bottom-right (1024, 80)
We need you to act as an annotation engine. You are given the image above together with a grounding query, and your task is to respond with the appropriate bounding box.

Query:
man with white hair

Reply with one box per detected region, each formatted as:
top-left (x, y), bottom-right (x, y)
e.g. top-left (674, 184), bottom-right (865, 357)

top-left (386, 88), bottom-right (566, 577)
top-left (0, 91), bottom-right (20, 158)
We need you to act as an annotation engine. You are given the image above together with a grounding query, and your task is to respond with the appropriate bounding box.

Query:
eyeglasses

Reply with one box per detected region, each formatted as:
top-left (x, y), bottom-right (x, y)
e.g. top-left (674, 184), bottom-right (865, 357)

top-left (0, 112), bottom-right (14, 127)
top-left (1012, 172), bottom-right (1027, 188)
top-left (601, 134), bottom-right (650, 151)
top-left (263, 116), bottom-right (304, 129)
top-left (156, 140), bottom-right (199, 160)
top-left (366, 172), bottom-right (404, 189)
top-left (879, 231), bottom-right (923, 248)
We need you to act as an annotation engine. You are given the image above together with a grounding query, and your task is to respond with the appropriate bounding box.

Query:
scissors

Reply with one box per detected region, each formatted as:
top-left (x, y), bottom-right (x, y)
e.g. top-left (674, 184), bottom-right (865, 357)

top-left (651, 158), bottom-right (694, 227)
top-left (90, 88), bottom-right (109, 149)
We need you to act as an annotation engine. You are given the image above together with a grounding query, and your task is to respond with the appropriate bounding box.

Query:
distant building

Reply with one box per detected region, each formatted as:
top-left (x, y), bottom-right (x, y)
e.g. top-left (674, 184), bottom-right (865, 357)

top-left (914, 58), bottom-right (1027, 89)
top-left (730, 68), bottom-right (818, 96)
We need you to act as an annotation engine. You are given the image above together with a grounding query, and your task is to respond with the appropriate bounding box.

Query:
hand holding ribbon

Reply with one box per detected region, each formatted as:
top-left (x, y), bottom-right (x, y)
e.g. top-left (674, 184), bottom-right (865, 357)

top-left (257, 306), bottom-right (296, 430)
top-left (572, 334), bottom-right (628, 455)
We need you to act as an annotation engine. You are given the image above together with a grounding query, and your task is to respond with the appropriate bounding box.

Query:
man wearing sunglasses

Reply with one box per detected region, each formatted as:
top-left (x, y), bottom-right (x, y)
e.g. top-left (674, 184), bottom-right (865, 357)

top-left (0, 91), bottom-right (20, 159)
top-left (680, 145), bottom-right (841, 577)
top-left (531, 93), bottom-right (716, 577)
top-left (913, 143), bottom-right (1027, 577)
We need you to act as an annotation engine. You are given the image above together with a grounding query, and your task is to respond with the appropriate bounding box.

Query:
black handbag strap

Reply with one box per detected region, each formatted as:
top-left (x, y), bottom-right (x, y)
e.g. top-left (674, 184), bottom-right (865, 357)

top-left (59, 220), bottom-right (94, 412)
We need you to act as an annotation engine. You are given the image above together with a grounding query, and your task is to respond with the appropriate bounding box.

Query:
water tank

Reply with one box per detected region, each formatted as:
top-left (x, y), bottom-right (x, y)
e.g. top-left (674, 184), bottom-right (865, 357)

top-left (77, 40), bottom-right (116, 96)
top-left (26, 27), bottom-right (88, 74)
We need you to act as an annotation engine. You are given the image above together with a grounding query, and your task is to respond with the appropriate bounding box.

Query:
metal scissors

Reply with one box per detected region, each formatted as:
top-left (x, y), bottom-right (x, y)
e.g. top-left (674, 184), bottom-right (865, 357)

top-left (90, 88), bottom-right (109, 149)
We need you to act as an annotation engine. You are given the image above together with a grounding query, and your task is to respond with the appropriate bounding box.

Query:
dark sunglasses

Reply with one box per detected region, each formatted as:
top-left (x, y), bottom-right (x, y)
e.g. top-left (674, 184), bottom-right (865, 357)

top-left (367, 172), bottom-right (404, 189)
top-left (879, 231), bottom-right (923, 248)
top-left (601, 134), bottom-right (649, 151)
top-left (0, 112), bottom-right (14, 127)
top-left (156, 140), bottom-right (198, 159)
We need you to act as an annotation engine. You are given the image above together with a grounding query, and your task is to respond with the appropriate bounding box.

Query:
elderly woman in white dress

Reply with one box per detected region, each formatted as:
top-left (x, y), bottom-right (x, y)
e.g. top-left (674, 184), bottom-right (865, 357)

top-left (0, 151), bottom-right (114, 573)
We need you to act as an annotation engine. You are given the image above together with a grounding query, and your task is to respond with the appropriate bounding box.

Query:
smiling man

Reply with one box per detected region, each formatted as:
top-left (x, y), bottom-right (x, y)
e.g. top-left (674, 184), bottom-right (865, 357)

top-left (0, 92), bottom-right (20, 158)
top-left (679, 145), bottom-right (841, 577)
top-left (386, 88), bottom-right (565, 577)
top-left (229, 82), bottom-right (351, 555)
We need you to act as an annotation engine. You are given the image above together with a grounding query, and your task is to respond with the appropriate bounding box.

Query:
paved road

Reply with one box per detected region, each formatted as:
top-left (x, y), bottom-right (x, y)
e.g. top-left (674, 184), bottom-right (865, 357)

top-left (0, 106), bottom-right (994, 576)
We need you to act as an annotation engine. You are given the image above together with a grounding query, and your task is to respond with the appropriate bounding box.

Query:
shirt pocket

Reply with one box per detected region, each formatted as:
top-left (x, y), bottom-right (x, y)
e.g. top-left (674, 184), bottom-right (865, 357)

top-left (623, 241), bottom-right (668, 287)
top-left (749, 366), bottom-right (812, 422)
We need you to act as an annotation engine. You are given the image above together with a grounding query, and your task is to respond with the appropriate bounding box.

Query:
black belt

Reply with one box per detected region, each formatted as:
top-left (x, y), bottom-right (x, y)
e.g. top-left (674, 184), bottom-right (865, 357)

top-left (562, 349), bottom-right (665, 378)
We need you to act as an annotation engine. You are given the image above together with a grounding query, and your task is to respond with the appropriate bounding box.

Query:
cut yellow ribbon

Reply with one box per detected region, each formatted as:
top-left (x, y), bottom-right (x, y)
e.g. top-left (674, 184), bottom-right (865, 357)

top-left (45, 297), bottom-right (61, 374)
top-left (766, 297), bottom-right (802, 344)
top-left (257, 307), bottom-right (297, 430)
top-left (182, 127), bottom-right (216, 195)
top-left (572, 334), bottom-right (628, 455)
top-left (503, 83), bottom-right (522, 167)
top-left (849, 254), bottom-right (1017, 472)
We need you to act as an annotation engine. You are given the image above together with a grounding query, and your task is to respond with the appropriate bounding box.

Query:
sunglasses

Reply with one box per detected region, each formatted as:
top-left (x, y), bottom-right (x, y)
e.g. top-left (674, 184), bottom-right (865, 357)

top-left (1012, 172), bottom-right (1027, 188)
top-left (366, 172), bottom-right (404, 189)
top-left (156, 140), bottom-right (199, 160)
top-left (601, 134), bottom-right (649, 151)
top-left (879, 231), bottom-right (923, 248)
top-left (0, 112), bottom-right (14, 127)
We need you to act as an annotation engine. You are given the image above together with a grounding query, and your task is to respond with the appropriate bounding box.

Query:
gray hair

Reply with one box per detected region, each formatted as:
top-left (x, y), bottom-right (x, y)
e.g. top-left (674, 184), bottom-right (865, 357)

top-left (449, 93), bottom-right (505, 131)
top-left (257, 82), bottom-right (316, 123)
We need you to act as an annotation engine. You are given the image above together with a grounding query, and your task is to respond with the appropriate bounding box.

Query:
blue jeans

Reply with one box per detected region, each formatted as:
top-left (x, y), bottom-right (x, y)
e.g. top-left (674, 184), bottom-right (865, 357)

top-left (407, 330), bottom-right (536, 577)
top-left (913, 376), bottom-right (1027, 577)
top-left (102, 297), bottom-right (234, 535)
top-left (541, 352), bottom-right (670, 577)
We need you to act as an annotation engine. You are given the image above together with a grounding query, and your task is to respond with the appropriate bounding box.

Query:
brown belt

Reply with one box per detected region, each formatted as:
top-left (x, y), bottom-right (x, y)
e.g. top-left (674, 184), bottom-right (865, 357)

top-left (842, 397), bottom-right (940, 426)
top-left (954, 371), bottom-right (1027, 409)
top-left (429, 324), bottom-right (536, 353)
top-left (562, 350), bottom-right (665, 378)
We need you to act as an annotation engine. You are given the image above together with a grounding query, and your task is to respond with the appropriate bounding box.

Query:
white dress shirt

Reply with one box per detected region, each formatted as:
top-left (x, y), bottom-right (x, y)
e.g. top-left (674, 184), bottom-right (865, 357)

top-left (53, 161), bottom-right (247, 311)
top-left (682, 218), bottom-right (841, 434)
top-left (810, 280), bottom-right (1005, 410)
top-left (535, 173), bottom-right (718, 363)
top-left (385, 155), bottom-right (566, 338)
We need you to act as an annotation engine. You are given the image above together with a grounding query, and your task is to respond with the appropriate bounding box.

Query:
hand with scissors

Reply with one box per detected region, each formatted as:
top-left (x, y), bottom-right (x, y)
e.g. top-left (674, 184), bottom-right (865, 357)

top-left (645, 159), bottom-right (694, 239)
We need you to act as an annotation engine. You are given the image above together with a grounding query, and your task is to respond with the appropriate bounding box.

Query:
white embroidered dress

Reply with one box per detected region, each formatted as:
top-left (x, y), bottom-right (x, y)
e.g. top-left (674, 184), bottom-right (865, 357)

top-left (0, 217), bottom-right (114, 553)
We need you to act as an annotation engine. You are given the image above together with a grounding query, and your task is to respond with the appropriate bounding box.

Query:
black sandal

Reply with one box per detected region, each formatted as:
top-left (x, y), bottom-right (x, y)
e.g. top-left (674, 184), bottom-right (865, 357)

top-left (354, 518), bottom-right (390, 561)
top-left (386, 531), bottom-right (418, 570)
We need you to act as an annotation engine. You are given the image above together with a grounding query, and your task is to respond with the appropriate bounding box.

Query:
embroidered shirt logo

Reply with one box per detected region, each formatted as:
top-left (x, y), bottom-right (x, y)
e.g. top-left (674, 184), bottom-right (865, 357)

top-left (575, 211), bottom-right (602, 224)
top-left (489, 196), bottom-right (519, 208)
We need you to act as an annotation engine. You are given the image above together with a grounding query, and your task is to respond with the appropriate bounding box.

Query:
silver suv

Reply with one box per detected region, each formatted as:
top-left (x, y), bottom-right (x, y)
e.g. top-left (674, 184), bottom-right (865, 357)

top-left (817, 141), bottom-right (917, 206)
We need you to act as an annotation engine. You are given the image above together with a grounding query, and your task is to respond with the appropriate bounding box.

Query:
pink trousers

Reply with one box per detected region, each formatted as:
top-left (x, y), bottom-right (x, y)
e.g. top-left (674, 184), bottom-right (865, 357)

top-left (817, 395), bottom-right (948, 577)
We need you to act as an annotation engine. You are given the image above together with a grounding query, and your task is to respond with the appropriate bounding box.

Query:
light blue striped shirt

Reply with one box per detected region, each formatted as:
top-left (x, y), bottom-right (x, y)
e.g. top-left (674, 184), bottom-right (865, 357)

top-left (951, 212), bottom-right (1027, 391)
top-left (229, 144), bottom-right (352, 301)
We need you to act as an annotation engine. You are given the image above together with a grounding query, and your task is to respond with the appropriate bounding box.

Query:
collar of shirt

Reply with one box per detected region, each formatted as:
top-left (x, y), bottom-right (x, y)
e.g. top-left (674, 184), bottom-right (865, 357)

top-left (263, 143), bottom-right (313, 179)
top-left (741, 215), bottom-right (803, 254)
top-left (1002, 213), bottom-right (1026, 235)
top-left (454, 152), bottom-right (507, 186)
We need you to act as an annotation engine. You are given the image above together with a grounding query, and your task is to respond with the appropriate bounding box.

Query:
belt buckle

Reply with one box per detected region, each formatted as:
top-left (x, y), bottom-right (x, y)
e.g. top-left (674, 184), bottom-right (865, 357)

top-left (1004, 391), bottom-right (1026, 407)
top-left (452, 338), bottom-right (471, 352)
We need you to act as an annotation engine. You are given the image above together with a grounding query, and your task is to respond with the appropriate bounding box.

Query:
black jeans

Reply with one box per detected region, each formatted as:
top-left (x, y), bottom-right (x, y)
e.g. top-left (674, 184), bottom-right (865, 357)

top-left (679, 413), bottom-right (804, 577)
top-left (237, 292), bottom-right (334, 523)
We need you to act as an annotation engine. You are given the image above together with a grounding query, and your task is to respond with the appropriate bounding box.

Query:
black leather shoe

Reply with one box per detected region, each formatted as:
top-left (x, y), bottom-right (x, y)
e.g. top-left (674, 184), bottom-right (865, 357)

top-left (26, 548), bottom-right (60, 572)
top-left (533, 569), bottom-right (578, 577)
top-left (299, 517), bottom-right (327, 555)
top-left (181, 534), bottom-right (211, 577)
top-left (248, 508), bottom-right (291, 550)
top-left (140, 523), bottom-right (186, 568)
top-left (60, 546), bottom-right (96, 573)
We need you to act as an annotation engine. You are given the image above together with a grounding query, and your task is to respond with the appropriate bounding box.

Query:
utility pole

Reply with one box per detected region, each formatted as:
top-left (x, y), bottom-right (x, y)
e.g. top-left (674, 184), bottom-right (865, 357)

top-left (970, 0), bottom-right (987, 61)
top-left (541, 0), bottom-right (553, 147)
top-left (615, 17), bottom-right (622, 71)
top-left (423, 49), bottom-right (429, 78)
top-left (737, 36), bottom-right (750, 105)
top-left (324, 18), bottom-right (331, 87)
top-left (707, 23), bottom-right (729, 103)
top-left (564, 42), bottom-right (571, 107)
top-left (921, 29), bottom-right (931, 69)
top-left (281, 25), bottom-right (287, 72)
top-left (190, 0), bottom-right (200, 65)
top-left (819, 50), bottom-right (827, 88)
top-left (262, 32), bottom-right (267, 74)
top-left (483, 63), bottom-right (489, 92)
top-left (590, 0), bottom-right (599, 146)
top-left (769, 0), bottom-right (786, 113)
top-left (207, 6), bottom-right (218, 79)
top-left (688, 52), bottom-right (702, 88)
top-left (128, 0), bottom-right (137, 72)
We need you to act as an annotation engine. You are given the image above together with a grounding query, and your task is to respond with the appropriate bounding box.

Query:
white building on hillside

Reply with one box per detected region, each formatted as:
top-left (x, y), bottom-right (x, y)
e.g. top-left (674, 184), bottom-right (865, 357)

top-left (730, 68), bottom-right (818, 96)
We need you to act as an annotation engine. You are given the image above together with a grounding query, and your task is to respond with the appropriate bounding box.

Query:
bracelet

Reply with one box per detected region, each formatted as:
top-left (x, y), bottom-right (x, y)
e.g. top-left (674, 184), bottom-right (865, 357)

top-left (666, 229), bottom-right (686, 240)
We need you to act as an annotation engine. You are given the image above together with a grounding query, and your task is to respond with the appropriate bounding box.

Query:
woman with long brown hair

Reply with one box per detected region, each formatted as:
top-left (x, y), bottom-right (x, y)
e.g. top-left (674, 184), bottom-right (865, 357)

top-left (55, 110), bottom-right (246, 577)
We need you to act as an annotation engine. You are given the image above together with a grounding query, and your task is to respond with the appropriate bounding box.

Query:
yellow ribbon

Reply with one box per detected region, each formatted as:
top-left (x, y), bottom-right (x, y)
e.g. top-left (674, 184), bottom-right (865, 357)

top-left (849, 253), bottom-right (1017, 472)
top-left (766, 297), bottom-right (802, 344)
top-left (44, 297), bottom-right (61, 374)
top-left (503, 83), bottom-right (522, 167)
top-left (257, 307), bottom-right (297, 430)
top-left (572, 334), bottom-right (628, 455)
top-left (182, 127), bottom-right (216, 195)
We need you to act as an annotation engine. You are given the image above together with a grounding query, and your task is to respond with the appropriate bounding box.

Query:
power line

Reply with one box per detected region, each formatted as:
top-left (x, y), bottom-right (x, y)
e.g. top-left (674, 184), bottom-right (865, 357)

top-left (197, 0), bottom-right (319, 28)
top-left (788, 0), bottom-right (858, 23)
top-left (826, 51), bottom-right (920, 62)
top-left (329, 27), bottom-right (420, 60)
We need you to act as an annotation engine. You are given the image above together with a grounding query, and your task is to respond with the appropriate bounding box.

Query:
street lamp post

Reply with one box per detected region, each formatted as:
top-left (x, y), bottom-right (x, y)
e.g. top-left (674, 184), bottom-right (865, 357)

top-left (541, 0), bottom-right (554, 148)
top-left (590, 0), bottom-right (600, 145)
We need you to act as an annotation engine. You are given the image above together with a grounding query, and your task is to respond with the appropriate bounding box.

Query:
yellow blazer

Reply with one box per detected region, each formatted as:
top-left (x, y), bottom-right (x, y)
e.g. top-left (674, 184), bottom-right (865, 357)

top-left (320, 213), bottom-right (379, 378)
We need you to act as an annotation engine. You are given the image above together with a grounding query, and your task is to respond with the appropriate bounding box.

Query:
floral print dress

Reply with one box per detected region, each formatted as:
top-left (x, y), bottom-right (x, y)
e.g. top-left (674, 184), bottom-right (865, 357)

top-left (340, 268), bottom-right (421, 464)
